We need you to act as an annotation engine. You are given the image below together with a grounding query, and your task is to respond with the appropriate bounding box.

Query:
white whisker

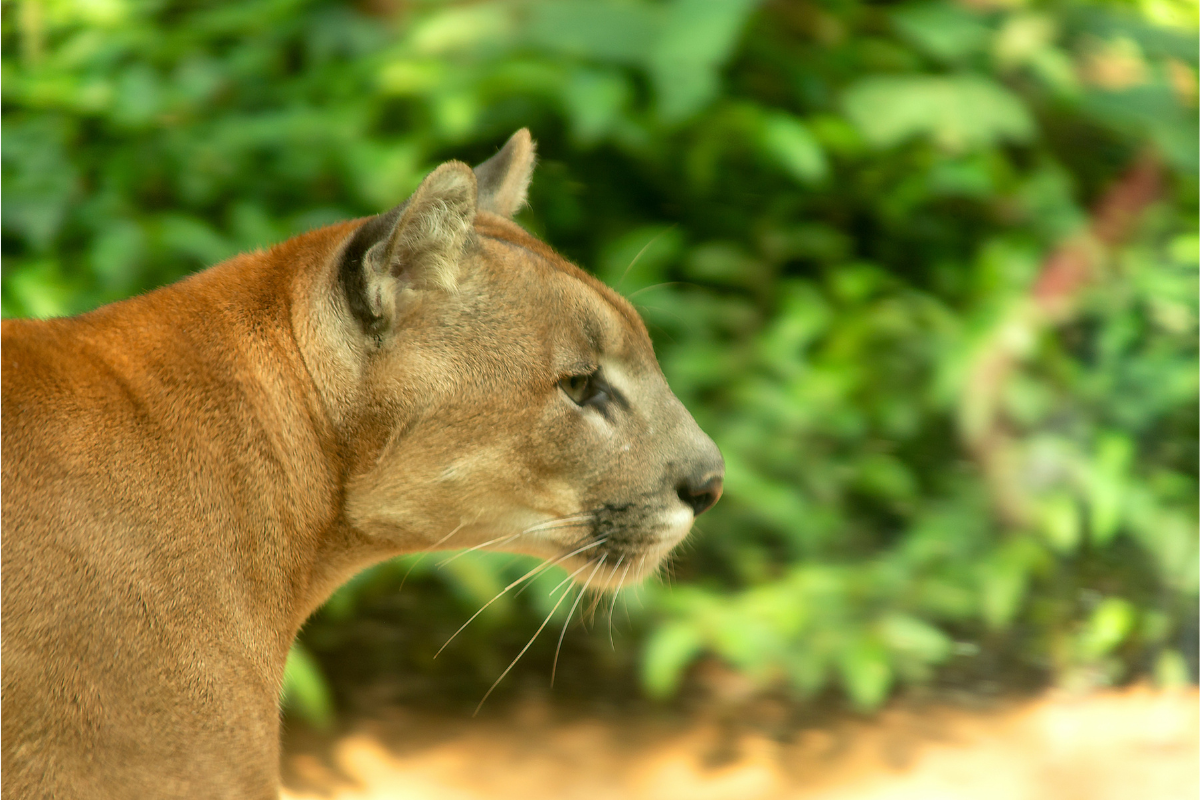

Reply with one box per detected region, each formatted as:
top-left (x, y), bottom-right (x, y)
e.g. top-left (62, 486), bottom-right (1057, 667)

top-left (474, 579), bottom-right (575, 716)
top-left (547, 573), bottom-right (575, 599)
top-left (400, 519), bottom-right (470, 587)
top-left (626, 281), bottom-right (687, 300)
top-left (514, 538), bottom-right (606, 598)
top-left (544, 539), bottom-right (608, 599)
top-left (436, 531), bottom-right (523, 568)
top-left (616, 226), bottom-right (676, 291)
top-left (607, 557), bottom-right (630, 649)
top-left (435, 539), bottom-right (603, 658)
top-left (434, 560), bottom-right (554, 658)
top-left (428, 520), bottom-right (468, 550)
top-left (436, 515), bottom-right (594, 569)
top-left (522, 514), bottom-right (594, 534)
top-left (396, 553), bottom-right (427, 594)
top-left (551, 556), bottom-right (605, 687)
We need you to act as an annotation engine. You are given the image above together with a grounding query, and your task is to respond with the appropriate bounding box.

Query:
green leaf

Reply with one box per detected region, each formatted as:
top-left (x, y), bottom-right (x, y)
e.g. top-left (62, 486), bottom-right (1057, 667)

top-left (839, 639), bottom-right (893, 711)
top-left (649, 0), bottom-right (761, 121)
top-left (377, 60), bottom-right (445, 96)
top-left (1153, 649), bottom-right (1190, 689)
top-left (878, 614), bottom-right (952, 664)
top-left (562, 69), bottom-right (630, 143)
top-left (408, 3), bottom-right (516, 55)
top-left (786, 649), bottom-right (830, 696)
top-left (993, 14), bottom-right (1059, 71)
top-left (1038, 493), bottom-right (1082, 554)
top-left (1082, 85), bottom-right (1199, 176)
top-left (3, 260), bottom-right (73, 319)
top-left (441, 553), bottom-right (510, 617)
top-left (979, 539), bottom-right (1040, 629)
top-left (157, 214), bottom-right (234, 267)
top-left (431, 90), bottom-right (481, 140)
top-left (1169, 234), bottom-right (1199, 266)
top-left (891, 2), bottom-right (990, 63)
top-left (1078, 598), bottom-right (1136, 661)
top-left (713, 612), bottom-right (780, 678)
top-left (528, 0), bottom-right (661, 64)
top-left (1, 119), bottom-right (79, 249)
top-left (759, 112), bottom-right (828, 184)
top-left (90, 221), bottom-right (145, 292)
top-left (344, 140), bottom-right (422, 209)
top-left (685, 241), bottom-right (764, 286)
top-left (112, 65), bottom-right (163, 127)
top-left (843, 75), bottom-right (1035, 151)
top-left (1088, 434), bottom-right (1134, 546)
top-left (642, 620), bottom-right (705, 699)
top-left (280, 643), bottom-right (334, 730)
top-left (854, 453), bottom-right (917, 503)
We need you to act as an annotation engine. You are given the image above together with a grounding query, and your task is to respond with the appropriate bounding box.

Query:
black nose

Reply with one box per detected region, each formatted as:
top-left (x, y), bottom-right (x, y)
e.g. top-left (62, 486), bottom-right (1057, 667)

top-left (678, 472), bottom-right (723, 517)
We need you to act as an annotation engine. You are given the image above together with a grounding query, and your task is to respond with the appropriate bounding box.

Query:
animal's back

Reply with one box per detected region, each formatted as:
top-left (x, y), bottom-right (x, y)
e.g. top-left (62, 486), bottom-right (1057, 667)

top-left (1, 308), bottom-right (286, 799)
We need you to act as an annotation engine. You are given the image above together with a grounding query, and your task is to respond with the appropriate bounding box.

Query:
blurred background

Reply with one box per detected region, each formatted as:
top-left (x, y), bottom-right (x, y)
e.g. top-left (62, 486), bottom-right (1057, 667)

top-left (3, 0), bottom-right (1197, 796)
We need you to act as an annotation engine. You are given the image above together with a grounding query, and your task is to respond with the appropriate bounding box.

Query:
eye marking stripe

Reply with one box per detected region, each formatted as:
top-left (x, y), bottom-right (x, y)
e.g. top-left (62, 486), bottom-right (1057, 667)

top-left (592, 365), bottom-right (632, 412)
top-left (596, 372), bottom-right (630, 411)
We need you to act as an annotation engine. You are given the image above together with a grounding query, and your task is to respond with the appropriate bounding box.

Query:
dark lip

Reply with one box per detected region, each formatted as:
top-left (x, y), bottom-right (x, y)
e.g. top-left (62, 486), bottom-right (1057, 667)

top-left (564, 500), bottom-right (686, 568)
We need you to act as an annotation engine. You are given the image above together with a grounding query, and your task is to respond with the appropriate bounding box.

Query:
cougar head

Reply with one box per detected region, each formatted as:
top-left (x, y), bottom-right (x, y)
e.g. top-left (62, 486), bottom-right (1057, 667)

top-left (322, 130), bottom-right (723, 589)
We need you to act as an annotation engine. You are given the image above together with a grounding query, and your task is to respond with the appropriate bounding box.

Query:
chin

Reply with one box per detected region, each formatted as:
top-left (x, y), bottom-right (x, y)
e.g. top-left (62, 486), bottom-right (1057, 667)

top-left (587, 516), bottom-right (696, 591)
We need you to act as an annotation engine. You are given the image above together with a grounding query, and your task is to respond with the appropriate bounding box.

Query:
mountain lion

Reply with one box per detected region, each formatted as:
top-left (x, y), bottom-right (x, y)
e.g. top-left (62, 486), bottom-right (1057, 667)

top-left (1, 130), bottom-right (723, 798)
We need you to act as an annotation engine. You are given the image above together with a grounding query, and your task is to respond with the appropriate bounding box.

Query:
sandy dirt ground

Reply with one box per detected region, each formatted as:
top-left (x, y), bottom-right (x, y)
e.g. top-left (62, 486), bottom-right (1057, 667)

top-left (282, 685), bottom-right (1197, 800)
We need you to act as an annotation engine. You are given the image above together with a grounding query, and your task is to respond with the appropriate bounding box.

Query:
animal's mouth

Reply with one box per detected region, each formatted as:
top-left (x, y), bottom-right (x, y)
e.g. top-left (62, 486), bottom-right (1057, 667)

top-left (506, 494), bottom-right (696, 593)
top-left (534, 501), bottom-right (693, 591)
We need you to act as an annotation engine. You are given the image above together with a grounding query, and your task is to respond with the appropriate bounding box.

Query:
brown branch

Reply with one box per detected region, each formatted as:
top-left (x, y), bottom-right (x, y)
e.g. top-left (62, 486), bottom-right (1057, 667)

top-left (963, 154), bottom-right (1163, 526)
top-left (1032, 153), bottom-right (1162, 317)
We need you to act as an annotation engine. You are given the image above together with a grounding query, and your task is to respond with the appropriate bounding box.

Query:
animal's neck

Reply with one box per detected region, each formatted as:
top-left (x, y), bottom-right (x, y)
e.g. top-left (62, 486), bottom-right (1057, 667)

top-left (186, 229), bottom-right (400, 639)
top-left (92, 226), bottom-right (381, 686)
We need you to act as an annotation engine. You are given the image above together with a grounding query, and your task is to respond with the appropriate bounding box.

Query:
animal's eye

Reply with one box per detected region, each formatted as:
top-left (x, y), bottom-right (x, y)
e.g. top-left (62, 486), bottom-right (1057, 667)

top-left (559, 371), bottom-right (604, 406)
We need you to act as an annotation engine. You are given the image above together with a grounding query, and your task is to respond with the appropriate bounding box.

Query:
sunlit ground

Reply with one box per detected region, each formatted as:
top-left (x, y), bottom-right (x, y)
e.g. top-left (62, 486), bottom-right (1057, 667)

top-left (282, 685), bottom-right (1196, 800)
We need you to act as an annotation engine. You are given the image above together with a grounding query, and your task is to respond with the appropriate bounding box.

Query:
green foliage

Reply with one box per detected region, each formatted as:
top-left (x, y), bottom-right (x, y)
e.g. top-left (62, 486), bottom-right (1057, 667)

top-left (4, 0), bottom-right (1196, 715)
top-left (843, 75), bottom-right (1035, 150)
top-left (281, 643), bottom-right (334, 730)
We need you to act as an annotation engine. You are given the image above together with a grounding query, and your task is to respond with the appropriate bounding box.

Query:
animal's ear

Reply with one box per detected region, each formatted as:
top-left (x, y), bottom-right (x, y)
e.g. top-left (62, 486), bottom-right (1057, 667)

top-left (473, 128), bottom-right (536, 218)
top-left (340, 161), bottom-right (477, 334)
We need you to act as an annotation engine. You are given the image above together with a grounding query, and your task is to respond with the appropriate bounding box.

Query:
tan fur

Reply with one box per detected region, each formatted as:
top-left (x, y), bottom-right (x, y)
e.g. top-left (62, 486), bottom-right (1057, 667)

top-left (1, 130), bottom-right (722, 798)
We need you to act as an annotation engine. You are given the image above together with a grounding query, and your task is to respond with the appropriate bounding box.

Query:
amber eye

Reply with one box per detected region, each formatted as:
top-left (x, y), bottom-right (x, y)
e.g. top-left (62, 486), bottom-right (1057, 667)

top-left (560, 372), bottom-right (603, 406)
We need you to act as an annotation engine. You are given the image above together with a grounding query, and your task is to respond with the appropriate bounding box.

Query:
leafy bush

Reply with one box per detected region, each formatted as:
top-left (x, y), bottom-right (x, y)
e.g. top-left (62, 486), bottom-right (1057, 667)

top-left (4, 0), bottom-right (1196, 719)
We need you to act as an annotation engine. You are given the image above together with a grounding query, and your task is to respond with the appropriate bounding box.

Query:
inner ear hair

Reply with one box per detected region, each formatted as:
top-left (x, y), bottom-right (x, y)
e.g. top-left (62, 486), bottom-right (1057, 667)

top-left (474, 128), bottom-right (537, 218)
top-left (339, 161), bottom-right (478, 336)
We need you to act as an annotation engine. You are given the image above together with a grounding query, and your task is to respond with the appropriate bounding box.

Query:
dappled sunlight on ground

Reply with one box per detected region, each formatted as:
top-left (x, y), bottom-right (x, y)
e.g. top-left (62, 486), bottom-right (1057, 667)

top-left (281, 685), bottom-right (1197, 800)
